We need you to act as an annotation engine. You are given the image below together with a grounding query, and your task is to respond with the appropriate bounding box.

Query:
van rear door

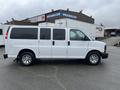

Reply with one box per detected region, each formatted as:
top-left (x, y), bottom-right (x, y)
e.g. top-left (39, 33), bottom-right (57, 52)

top-left (39, 28), bottom-right (52, 58)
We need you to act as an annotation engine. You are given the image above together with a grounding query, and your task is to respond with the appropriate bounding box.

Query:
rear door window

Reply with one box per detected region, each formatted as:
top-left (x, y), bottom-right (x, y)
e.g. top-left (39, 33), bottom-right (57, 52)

top-left (53, 29), bottom-right (65, 40)
top-left (10, 28), bottom-right (38, 39)
top-left (40, 28), bottom-right (51, 40)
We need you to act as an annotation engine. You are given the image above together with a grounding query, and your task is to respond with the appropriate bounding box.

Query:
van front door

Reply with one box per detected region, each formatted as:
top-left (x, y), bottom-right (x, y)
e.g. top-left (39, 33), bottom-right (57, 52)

top-left (68, 29), bottom-right (89, 59)
top-left (52, 29), bottom-right (67, 58)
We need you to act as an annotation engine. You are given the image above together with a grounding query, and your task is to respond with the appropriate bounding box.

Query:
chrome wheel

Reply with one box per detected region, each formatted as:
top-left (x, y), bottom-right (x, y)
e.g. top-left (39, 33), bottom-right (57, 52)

top-left (22, 54), bottom-right (32, 65)
top-left (89, 54), bottom-right (99, 64)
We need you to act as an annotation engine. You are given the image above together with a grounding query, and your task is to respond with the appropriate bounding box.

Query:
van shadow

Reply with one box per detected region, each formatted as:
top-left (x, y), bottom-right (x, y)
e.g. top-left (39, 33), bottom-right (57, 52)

top-left (36, 59), bottom-right (85, 65)
top-left (8, 59), bottom-right (107, 71)
top-left (34, 59), bottom-right (105, 66)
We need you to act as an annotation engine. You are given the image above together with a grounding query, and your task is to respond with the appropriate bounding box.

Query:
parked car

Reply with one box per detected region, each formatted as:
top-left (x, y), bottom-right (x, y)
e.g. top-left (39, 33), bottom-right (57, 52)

top-left (0, 29), bottom-right (4, 46)
top-left (110, 32), bottom-right (116, 36)
top-left (4, 25), bottom-right (108, 66)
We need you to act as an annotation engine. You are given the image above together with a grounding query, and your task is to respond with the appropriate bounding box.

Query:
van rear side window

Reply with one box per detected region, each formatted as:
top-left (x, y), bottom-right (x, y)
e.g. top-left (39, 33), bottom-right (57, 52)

top-left (10, 28), bottom-right (38, 39)
top-left (0, 29), bottom-right (3, 35)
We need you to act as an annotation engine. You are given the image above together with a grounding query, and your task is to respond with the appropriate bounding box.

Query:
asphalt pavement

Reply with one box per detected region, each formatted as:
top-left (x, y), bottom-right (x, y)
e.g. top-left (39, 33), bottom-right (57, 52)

top-left (0, 46), bottom-right (120, 90)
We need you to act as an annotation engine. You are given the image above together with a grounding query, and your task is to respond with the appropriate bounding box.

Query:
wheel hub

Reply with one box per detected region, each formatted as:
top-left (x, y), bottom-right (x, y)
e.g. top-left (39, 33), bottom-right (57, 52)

top-left (22, 55), bottom-right (32, 65)
top-left (89, 54), bottom-right (99, 64)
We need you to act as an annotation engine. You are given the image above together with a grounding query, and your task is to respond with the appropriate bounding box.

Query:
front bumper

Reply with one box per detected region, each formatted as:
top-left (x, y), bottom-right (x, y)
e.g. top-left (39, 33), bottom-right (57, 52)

top-left (101, 53), bottom-right (109, 59)
top-left (3, 54), bottom-right (8, 59)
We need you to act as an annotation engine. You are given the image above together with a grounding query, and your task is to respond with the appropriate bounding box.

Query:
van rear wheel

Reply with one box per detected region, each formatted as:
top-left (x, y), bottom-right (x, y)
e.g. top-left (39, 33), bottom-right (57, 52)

top-left (19, 52), bottom-right (35, 66)
top-left (86, 52), bottom-right (101, 65)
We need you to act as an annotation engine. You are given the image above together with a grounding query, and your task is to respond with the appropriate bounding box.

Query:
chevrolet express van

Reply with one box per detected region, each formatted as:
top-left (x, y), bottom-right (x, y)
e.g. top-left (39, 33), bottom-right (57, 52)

top-left (4, 25), bottom-right (108, 66)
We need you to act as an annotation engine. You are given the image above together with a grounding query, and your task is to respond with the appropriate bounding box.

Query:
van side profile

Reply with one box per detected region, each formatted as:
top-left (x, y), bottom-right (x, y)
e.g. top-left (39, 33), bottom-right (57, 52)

top-left (4, 25), bottom-right (108, 66)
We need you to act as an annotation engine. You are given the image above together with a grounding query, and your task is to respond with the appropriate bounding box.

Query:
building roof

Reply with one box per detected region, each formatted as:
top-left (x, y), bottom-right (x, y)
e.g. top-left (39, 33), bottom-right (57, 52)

top-left (6, 9), bottom-right (95, 25)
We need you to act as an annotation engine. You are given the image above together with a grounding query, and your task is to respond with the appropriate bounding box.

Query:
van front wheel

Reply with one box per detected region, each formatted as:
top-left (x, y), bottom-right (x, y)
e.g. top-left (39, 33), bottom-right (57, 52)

top-left (19, 52), bottom-right (35, 66)
top-left (86, 52), bottom-right (101, 65)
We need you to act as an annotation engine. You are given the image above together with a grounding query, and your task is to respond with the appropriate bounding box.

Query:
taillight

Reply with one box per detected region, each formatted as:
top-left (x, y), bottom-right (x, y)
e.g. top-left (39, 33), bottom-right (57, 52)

top-left (5, 26), bottom-right (10, 39)
top-left (5, 32), bottom-right (8, 39)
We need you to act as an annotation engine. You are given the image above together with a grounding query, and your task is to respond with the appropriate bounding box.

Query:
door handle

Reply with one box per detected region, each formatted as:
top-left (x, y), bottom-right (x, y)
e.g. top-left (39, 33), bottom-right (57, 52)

top-left (52, 41), bottom-right (55, 46)
top-left (68, 41), bottom-right (70, 46)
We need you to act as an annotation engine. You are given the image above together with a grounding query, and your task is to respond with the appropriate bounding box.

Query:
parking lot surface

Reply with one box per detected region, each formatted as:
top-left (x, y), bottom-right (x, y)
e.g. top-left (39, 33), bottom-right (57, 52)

top-left (0, 46), bottom-right (120, 90)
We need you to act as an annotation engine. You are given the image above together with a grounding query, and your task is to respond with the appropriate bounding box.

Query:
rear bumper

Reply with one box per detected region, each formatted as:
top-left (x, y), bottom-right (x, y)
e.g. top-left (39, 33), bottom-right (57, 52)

top-left (101, 53), bottom-right (109, 59)
top-left (3, 54), bottom-right (8, 59)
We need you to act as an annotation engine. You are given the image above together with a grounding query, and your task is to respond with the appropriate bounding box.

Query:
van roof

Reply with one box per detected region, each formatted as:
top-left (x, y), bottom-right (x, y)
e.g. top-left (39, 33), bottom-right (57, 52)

top-left (10, 25), bottom-right (67, 29)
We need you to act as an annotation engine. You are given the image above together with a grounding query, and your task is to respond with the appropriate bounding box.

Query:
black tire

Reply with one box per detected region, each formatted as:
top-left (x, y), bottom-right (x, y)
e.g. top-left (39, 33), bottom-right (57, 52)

top-left (19, 52), bottom-right (35, 66)
top-left (86, 51), bottom-right (101, 65)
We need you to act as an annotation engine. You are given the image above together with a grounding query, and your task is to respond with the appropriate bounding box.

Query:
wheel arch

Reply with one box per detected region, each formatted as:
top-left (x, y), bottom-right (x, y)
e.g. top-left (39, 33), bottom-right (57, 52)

top-left (86, 50), bottom-right (102, 59)
top-left (17, 49), bottom-right (36, 59)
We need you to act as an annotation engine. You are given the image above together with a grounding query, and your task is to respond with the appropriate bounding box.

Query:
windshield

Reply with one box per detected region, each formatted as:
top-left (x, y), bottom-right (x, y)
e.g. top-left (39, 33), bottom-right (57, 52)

top-left (89, 35), bottom-right (95, 41)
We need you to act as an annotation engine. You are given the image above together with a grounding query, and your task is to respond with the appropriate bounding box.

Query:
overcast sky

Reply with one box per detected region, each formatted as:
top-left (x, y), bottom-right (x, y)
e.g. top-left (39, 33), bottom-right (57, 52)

top-left (0, 0), bottom-right (120, 27)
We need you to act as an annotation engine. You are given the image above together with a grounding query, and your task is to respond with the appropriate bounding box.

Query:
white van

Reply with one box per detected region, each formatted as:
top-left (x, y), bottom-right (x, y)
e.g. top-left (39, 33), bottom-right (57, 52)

top-left (4, 25), bottom-right (108, 66)
top-left (0, 28), bottom-right (4, 46)
top-left (0, 25), bottom-right (10, 46)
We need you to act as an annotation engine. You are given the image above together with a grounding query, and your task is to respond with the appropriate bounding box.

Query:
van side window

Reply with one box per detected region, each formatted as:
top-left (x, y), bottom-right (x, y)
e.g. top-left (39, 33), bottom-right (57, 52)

top-left (40, 28), bottom-right (51, 40)
top-left (0, 29), bottom-right (3, 35)
top-left (10, 28), bottom-right (38, 39)
top-left (53, 29), bottom-right (65, 40)
top-left (70, 29), bottom-right (88, 41)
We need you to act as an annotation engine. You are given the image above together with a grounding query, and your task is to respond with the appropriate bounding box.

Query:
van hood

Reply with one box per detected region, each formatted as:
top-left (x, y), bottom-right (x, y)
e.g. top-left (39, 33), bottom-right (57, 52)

top-left (93, 40), bottom-right (106, 46)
